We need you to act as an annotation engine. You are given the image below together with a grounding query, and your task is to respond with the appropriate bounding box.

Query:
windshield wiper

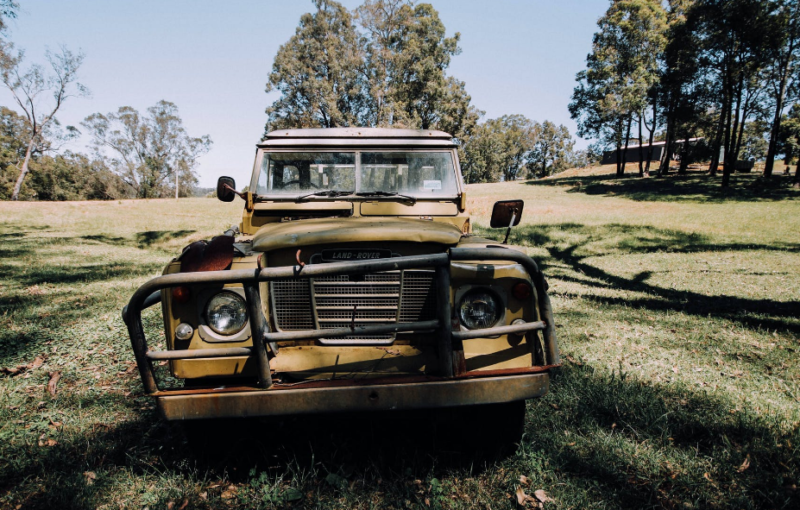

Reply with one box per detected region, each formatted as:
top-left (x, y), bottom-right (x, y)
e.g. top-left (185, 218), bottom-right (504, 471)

top-left (355, 191), bottom-right (417, 203)
top-left (296, 190), bottom-right (354, 202)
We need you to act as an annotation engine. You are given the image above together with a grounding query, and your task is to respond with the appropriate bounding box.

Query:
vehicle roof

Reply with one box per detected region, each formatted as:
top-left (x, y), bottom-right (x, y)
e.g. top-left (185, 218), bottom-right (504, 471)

top-left (258, 127), bottom-right (456, 148)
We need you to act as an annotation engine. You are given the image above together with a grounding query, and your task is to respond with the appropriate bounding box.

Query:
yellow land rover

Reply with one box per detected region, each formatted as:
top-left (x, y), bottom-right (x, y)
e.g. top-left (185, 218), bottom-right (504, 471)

top-left (122, 128), bottom-right (559, 442)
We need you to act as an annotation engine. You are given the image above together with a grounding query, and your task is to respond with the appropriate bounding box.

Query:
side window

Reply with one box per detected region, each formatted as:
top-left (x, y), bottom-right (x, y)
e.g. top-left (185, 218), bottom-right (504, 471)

top-left (257, 167), bottom-right (268, 194)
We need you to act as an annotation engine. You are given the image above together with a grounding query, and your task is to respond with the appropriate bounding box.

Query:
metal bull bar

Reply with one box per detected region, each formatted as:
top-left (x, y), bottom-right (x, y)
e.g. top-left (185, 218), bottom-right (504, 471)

top-left (122, 248), bottom-right (559, 395)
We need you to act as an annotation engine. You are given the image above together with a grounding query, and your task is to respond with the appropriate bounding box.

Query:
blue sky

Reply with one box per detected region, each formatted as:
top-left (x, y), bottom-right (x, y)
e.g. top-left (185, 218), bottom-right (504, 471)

top-left (1, 0), bottom-right (607, 188)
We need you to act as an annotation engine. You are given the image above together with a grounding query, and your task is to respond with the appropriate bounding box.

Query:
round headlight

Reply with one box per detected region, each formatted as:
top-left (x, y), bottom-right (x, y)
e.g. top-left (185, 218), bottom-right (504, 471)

top-left (459, 289), bottom-right (501, 330)
top-left (204, 291), bottom-right (248, 335)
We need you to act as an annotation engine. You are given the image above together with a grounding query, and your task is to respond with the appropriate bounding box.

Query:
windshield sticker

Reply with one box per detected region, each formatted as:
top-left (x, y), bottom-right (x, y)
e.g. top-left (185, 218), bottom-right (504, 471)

top-left (423, 180), bottom-right (442, 190)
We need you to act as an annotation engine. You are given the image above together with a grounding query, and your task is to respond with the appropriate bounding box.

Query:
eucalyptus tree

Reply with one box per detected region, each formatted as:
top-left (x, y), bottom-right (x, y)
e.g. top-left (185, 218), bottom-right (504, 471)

top-left (778, 103), bottom-right (800, 187)
top-left (528, 121), bottom-right (575, 177)
top-left (461, 115), bottom-right (537, 183)
top-left (264, 0), bottom-right (367, 131)
top-left (83, 101), bottom-right (211, 199)
top-left (460, 122), bottom-right (503, 184)
top-left (570, 0), bottom-right (667, 177)
top-left (0, 44), bottom-right (88, 200)
top-left (355, 0), bottom-right (480, 139)
top-left (687, 0), bottom-right (774, 186)
top-left (266, 0), bottom-right (479, 142)
top-left (763, 0), bottom-right (800, 178)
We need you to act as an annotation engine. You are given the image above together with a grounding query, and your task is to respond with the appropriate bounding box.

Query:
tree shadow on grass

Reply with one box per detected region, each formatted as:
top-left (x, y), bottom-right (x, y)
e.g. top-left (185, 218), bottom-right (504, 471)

top-left (2, 363), bottom-right (797, 509)
top-left (478, 222), bottom-right (800, 335)
top-left (14, 261), bottom-right (165, 286)
top-left (526, 169), bottom-right (800, 203)
top-left (522, 363), bottom-right (799, 509)
top-left (82, 229), bottom-right (196, 249)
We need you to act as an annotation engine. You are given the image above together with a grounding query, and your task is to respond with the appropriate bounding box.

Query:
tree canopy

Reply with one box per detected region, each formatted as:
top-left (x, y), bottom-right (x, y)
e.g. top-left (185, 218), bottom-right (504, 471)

top-left (461, 115), bottom-right (575, 183)
top-left (264, 0), bottom-right (480, 141)
top-left (572, 0), bottom-right (800, 188)
top-left (83, 101), bottom-right (212, 199)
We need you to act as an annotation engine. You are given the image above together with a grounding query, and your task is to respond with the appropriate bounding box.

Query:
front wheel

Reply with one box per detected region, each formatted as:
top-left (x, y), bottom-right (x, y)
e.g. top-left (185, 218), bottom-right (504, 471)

top-left (434, 400), bottom-right (526, 458)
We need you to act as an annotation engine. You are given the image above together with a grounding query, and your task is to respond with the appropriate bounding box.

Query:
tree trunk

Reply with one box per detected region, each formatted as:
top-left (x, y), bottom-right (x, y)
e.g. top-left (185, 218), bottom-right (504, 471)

top-left (638, 113), bottom-right (644, 176)
top-left (734, 116), bottom-right (747, 165)
top-left (708, 95), bottom-right (728, 176)
top-left (794, 158), bottom-right (800, 188)
top-left (619, 115), bottom-right (632, 177)
top-left (764, 34), bottom-right (796, 178)
top-left (722, 87), bottom-right (735, 188)
top-left (678, 130), bottom-right (691, 174)
top-left (615, 118), bottom-right (623, 176)
top-left (658, 114), bottom-right (673, 177)
top-left (645, 100), bottom-right (656, 177)
top-left (175, 169), bottom-right (179, 199)
top-left (11, 142), bottom-right (34, 201)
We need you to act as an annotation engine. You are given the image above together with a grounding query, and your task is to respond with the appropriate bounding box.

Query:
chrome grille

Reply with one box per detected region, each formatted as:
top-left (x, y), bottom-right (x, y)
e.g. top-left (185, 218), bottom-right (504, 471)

top-left (270, 269), bottom-right (435, 342)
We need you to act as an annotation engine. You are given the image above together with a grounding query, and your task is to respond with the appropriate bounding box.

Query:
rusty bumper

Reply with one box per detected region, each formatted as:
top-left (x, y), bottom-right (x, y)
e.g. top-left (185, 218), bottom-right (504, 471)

top-left (156, 372), bottom-right (549, 421)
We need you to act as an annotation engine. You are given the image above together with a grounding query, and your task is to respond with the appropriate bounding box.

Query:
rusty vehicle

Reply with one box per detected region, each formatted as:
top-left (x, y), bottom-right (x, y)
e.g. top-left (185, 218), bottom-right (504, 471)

top-left (122, 128), bottom-right (559, 442)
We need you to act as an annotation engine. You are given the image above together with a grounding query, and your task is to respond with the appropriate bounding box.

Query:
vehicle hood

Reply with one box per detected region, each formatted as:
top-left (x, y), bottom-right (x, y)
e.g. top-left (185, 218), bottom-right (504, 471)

top-left (252, 217), bottom-right (463, 252)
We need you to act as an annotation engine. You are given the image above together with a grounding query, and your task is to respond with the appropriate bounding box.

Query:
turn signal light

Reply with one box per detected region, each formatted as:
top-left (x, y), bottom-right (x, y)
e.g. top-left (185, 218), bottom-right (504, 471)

top-left (512, 281), bottom-right (532, 300)
top-left (172, 286), bottom-right (191, 303)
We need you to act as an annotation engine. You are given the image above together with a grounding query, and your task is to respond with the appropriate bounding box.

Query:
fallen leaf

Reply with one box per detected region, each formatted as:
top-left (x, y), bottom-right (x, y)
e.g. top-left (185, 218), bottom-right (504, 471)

top-left (672, 366), bottom-right (679, 373)
top-left (30, 357), bottom-right (44, 369)
top-left (703, 472), bottom-right (713, 482)
top-left (199, 492), bottom-right (207, 500)
top-left (549, 403), bottom-right (559, 410)
top-left (737, 454), bottom-right (751, 473)
top-left (178, 500), bottom-right (189, 510)
top-left (519, 475), bottom-right (530, 486)
top-left (516, 486), bottom-right (528, 506)
top-left (424, 498), bottom-right (430, 507)
top-left (220, 490), bottom-right (235, 500)
top-left (83, 471), bottom-right (97, 485)
top-left (534, 489), bottom-right (553, 503)
top-left (166, 501), bottom-right (174, 510)
top-left (48, 371), bottom-right (62, 396)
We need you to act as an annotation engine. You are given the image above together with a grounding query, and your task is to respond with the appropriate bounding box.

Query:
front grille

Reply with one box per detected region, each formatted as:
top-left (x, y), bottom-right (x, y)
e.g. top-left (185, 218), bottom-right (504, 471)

top-left (270, 270), bottom-right (436, 342)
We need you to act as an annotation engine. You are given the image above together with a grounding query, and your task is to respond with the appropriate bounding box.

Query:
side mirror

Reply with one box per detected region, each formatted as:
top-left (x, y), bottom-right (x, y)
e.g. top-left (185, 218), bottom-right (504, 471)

top-left (217, 176), bottom-right (237, 202)
top-left (490, 200), bottom-right (524, 244)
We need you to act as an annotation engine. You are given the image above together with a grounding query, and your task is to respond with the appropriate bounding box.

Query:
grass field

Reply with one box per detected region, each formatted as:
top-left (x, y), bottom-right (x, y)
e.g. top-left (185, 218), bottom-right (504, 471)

top-left (1, 167), bottom-right (799, 509)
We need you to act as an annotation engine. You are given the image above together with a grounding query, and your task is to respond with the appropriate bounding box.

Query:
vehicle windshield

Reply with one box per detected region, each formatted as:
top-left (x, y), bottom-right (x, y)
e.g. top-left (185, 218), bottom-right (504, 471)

top-left (255, 151), bottom-right (458, 198)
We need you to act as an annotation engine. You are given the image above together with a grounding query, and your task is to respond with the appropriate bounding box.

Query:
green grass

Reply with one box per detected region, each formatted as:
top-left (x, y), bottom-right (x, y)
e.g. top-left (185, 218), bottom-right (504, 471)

top-left (1, 169), bottom-right (798, 509)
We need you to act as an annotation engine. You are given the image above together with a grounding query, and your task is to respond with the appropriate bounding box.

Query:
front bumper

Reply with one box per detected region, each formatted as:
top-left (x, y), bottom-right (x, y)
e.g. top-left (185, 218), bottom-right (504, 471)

top-left (123, 247), bottom-right (560, 419)
top-left (156, 371), bottom-right (550, 421)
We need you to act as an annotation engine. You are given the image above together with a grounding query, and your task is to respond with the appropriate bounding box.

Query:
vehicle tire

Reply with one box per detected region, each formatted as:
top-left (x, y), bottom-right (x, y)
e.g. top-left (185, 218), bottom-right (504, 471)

top-left (182, 418), bottom-right (258, 460)
top-left (434, 400), bottom-right (526, 459)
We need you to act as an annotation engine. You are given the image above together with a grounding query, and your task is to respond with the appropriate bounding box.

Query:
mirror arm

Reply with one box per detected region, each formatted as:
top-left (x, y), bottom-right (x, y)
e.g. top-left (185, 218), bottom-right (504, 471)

top-left (223, 183), bottom-right (247, 200)
top-left (502, 209), bottom-right (518, 244)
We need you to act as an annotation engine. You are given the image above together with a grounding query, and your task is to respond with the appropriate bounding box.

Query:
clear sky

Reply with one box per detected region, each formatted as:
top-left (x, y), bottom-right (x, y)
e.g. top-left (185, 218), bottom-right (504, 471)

top-left (0, 0), bottom-right (607, 188)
